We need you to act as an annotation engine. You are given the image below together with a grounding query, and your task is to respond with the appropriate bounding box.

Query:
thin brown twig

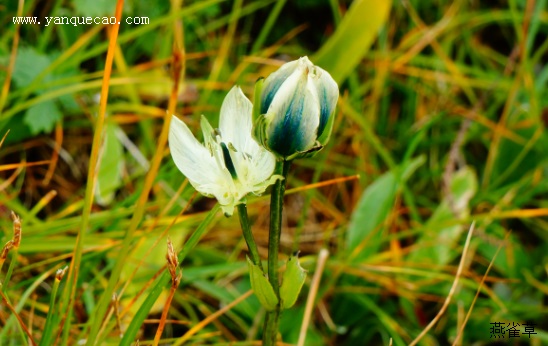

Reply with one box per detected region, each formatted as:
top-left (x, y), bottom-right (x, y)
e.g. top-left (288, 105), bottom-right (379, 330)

top-left (0, 289), bottom-right (38, 346)
top-left (173, 290), bottom-right (254, 345)
top-left (0, 166), bottom-right (23, 192)
top-left (11, 211), bottom-right (21, 249)
top-left (409, 222), bottom-right (475, 346)
top-left (0, 241), bottom-right (14, 268)
top-left (0, 212), bottom-right (22, 272)
top-left (452, 231), bottom-right (510, 345)
top-left (43, 120), bottom-right (63, 185)
top-left (0, 160), bottom-right (51, 171)
top-left (112, 294), bottom-right (123, 338)
top-left (298, 249), bottom-right (329, 346)
top-left (0, 130), bottom-right (10, 149)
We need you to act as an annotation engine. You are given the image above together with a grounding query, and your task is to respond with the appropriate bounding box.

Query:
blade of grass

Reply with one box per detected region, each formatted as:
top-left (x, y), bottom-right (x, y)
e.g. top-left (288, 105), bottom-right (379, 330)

top-left (313, 0), bottom-right (392, 84)
top-left (119, 204), bottom-right (220, 346)
top-left (250, 0), bottom-right (288, 53)
top-left (40, 267), bottom-right (68, 346)
top-left (409, 222), bottom-right (476, 346)
top-left (113, 44), bottom-right (154, 156)
top-left (60, 1), bottom-right (125, 345)
top-left (84, 9), bottom-right (186, 345)
top-left (198, 0), bottom-right (243, 108)
top-left (451, 231), bottom-right (509, 346)
top-left (0, 265), bottom-right (61, 342)
top-left (0, 0), bottom-right (23, 115)
top-left (0, 289), bottom-right (37, 346)
top-left (173, 290), bottom-right (253, 345)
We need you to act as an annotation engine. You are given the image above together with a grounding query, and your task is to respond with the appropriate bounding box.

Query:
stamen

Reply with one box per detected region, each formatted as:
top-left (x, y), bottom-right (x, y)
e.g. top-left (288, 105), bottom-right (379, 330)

top-left (220, 142), bottom-right (238, 179)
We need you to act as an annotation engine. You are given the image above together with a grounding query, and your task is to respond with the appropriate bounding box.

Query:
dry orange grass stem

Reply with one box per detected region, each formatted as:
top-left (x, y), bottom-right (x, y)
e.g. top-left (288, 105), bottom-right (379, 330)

top-left (152, 237), bottom-right (182, 346)
top-left (409, 222), bottom-right (476, 346)
top-left (0, 288), bottom-right (37, 346)
top-left (0, 211), bottom-right (33, 344)
top-left (0, 211), bottom-right (22, 271)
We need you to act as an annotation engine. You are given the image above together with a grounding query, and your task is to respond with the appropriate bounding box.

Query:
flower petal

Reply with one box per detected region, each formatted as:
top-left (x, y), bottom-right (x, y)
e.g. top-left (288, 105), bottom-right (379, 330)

top-left (219, 86), bottom-right (253, 153)
top-left (169, 115), bottom-right (233, 203)
top-left (265, 65), bottom-right (320, 157)
top-left (311, 66), bottom-right (339, 138)
top-left (218, 86), bottom-right (277, 190)
top-left (261, 59), bottom-right (300, 114)
top-left (242, 145), bottom-right (277, 188)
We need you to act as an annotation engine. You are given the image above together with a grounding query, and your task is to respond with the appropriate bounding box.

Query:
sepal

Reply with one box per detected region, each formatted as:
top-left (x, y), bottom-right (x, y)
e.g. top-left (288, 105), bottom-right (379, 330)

top-left (279, 255), bottom-right (307, 309)
top-left (247, 257), bottom-right (279, 311)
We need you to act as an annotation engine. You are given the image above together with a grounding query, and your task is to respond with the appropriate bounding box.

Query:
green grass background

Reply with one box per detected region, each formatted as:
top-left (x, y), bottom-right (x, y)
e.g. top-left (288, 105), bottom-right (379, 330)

top-left (0, 0), bottom-right (547, 345)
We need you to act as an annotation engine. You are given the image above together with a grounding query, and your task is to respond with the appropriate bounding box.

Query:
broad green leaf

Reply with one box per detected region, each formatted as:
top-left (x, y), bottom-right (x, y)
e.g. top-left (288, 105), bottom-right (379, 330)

top-left (409, 166), bottom-right (477, 265)
top-left (13, 47), bottom-right (52, 87)
top-left (247, 257), bottom-right (279, 311)
top-left (23, 99), bottom-right (62, 134)
top-left (346, 156), bottom-right (425, 261)
top-left (95, 122), bottom-right (124, 206)
top-left (313, 0), bottom-right (392, 83)
top-left (280, 255), bottom-right (307, 309)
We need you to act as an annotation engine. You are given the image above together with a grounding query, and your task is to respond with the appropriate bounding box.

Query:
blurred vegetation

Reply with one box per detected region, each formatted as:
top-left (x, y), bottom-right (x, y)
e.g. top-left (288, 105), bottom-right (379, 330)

top-left (1, 0), bottom-right (547, 345)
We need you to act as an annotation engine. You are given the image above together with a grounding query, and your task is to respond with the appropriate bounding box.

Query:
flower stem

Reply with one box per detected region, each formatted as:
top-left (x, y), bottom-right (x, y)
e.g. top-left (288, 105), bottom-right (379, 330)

top-left (237, 203), bottom-right (263, 271)
top-left (263, 159), bottom-right (291, 345)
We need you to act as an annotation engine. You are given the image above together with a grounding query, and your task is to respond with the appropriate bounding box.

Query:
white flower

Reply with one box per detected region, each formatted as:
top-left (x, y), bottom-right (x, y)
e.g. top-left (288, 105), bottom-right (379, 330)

top-left (254, 56), bottom-right (339, 160)
top-left (169, 86), bottom-right (281, 216)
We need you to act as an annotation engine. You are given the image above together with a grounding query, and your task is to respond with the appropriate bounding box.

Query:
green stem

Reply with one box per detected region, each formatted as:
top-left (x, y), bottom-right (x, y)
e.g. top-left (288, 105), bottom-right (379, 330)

top-left (237, 204), bottom-right (263, 271)
top-left (263, 159), bottom-right (291, 346)
top-left (2, 249), bottom-right (19, 293)
top-left (40, 276), bottom-right (61, 346)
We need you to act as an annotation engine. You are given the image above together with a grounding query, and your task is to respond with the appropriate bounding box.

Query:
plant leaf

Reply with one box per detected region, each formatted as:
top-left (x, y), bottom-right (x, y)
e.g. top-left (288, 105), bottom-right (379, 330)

top-left (313, 0), bottom-right (392, 83)
top-left (95, 122), bottom-right (124, 206)
top-left (23, 100), bottom-right (62, 135)
top-left (247, 257), bottom-right (279, 311)
top-left (346, 156), bottom-right (424, 262)
top-left (408, 166), bottom-right (478, 265)
top-left (280, 255), bottom-right (307, 309)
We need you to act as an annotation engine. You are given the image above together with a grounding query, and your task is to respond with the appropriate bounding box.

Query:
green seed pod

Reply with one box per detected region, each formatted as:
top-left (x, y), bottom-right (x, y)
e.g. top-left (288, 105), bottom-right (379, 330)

top-left (247, 257), bottom-right (279, 311)
top-left (280, 255), bottom-right (307, 309)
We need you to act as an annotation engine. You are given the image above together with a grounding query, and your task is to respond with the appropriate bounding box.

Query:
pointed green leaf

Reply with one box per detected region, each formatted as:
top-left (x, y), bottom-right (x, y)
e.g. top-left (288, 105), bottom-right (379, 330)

top-left (247, 257), bottom-right (278, 311)
top-left (313, 0), bottom-right (392, 83)
top-left (95, 122), bottom-right (124, 206)
top-left (347, 156), bottom-right (424, 261)
top-left (280, 255), bottom-right (307, 309)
